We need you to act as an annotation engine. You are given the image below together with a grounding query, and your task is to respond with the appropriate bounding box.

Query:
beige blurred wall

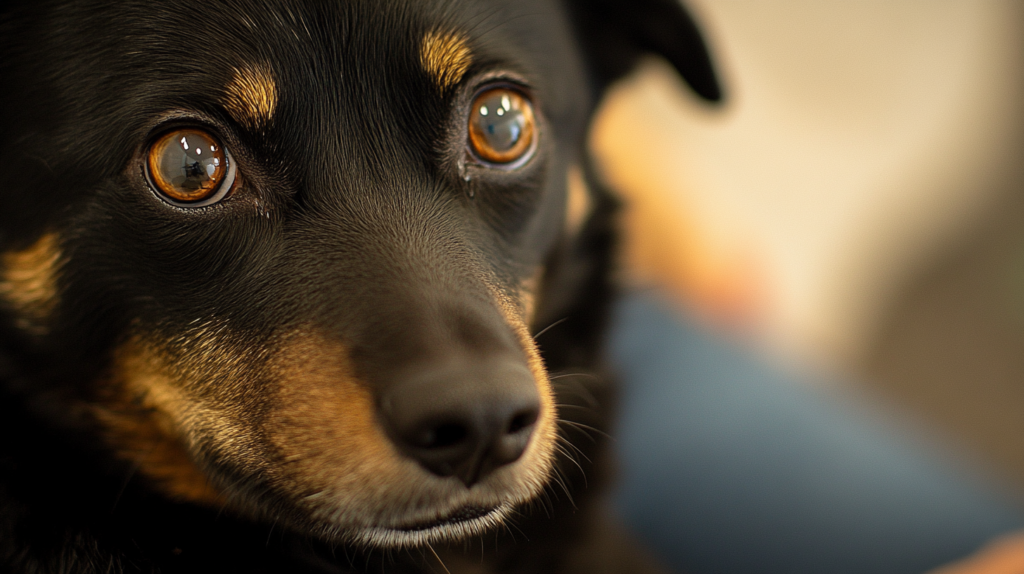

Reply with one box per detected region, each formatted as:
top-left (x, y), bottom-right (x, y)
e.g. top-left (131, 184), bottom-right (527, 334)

top-left (593, 0), bottom-right (1024, 372)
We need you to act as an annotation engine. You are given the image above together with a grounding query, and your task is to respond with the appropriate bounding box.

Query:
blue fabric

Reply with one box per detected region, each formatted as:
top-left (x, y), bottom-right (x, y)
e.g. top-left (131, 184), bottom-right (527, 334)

top-left (609, 291), bottom-right (1024, 574)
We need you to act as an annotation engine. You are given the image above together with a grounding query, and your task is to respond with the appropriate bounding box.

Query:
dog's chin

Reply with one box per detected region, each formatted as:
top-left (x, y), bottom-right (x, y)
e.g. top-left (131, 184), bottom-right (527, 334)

top-left (260, 474), bottom-right (544, 550)
top-left (350, 502), bottom-right (514, 548)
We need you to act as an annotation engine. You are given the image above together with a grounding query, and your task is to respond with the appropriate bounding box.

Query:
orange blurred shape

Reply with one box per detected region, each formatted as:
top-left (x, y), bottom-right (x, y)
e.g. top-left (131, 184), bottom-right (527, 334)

top-left (928, 532), bottom-right (1024, 574)
top-left (590, 85), bottom-right (766, 331)
top-left (616, 170), bottom-right (766, 329)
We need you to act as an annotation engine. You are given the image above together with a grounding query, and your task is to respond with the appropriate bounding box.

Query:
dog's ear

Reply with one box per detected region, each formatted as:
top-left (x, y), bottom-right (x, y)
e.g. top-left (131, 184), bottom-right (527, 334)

top-left (564, 0), bottom-right (723, 102)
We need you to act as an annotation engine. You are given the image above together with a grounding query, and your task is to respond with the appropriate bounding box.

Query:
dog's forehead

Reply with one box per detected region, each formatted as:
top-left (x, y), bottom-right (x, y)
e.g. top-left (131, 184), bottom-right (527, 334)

top-left (128, 0), bottom-right (573, 100)
top-left (88, 0), bottom-right (587, 164)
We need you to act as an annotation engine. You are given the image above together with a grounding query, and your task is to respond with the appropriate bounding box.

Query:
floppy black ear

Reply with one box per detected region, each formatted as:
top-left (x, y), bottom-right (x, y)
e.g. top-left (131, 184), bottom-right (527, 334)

top-left (564, 0), bottom-right (723, 102)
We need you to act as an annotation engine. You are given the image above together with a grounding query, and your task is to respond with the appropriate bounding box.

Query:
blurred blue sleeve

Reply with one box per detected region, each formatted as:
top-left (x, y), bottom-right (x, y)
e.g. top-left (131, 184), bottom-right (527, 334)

top-left (609, 290), bottom-right (1024, 574)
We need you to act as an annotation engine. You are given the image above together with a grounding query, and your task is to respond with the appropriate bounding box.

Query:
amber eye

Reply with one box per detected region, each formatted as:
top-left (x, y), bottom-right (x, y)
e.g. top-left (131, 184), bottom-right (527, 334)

top-left (468, 87), bottom-right (536, 165)
top-left (146, 128), bottom-right (235, 206)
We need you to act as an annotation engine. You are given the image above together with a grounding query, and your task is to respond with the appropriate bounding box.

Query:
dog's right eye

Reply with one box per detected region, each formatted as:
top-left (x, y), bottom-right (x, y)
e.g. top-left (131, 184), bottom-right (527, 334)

top-left (146, 129), bottom-right (236, 206)
top-left (468, 87), bottom-right (536, 166)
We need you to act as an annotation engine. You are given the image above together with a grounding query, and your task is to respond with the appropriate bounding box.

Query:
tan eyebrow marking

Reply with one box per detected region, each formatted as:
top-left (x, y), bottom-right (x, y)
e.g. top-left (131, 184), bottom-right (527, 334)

top-left (0, 232), bottom-right (61, 334)
top-left (420, 29), bottom-right (473, 91)
top-left (222, 64), bottom-right (278, 129)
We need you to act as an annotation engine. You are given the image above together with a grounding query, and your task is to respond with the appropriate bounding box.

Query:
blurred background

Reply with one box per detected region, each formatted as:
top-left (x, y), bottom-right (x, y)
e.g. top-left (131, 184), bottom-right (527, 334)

top-left (592, 0), bottom-right (1024, 494)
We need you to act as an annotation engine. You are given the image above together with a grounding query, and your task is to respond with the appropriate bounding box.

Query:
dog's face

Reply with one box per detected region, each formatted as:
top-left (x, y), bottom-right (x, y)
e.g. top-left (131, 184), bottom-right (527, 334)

top-left (0, 0), bottom-right (719, 550)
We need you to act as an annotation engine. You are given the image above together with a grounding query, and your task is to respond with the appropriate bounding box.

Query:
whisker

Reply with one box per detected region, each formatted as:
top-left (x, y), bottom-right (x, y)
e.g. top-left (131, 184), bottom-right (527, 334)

top-left (556, 420), bottom-right (598, 445)
top-left (556, 434), bottom-right (592, 463)
top-left (507, 518), bottom-right (530, 542)
top-left (554, 403), bottom-right (597, 412)
top-left (548, 374), bottom-right (601, 408)
top-left (550, 465), bottom-right (578, 507)
top-left (553, 442), bottom-right (587, 485)
top-left (548, 372), bottom-right (596, 382)
top-left (427, 544), bottom-right (452, 574)
top-left (538, 489), bottom-right (554, 518)
top-left (499, 519), bottom-right (517, 543)
top-left (558, 419), bottom-right (612, 441)
top-left (265, 520), bottom-right (277, 546)
top-left (111, 455), bottom-right (144, 513)
top-left (532, 317), bottom-right (567, 340)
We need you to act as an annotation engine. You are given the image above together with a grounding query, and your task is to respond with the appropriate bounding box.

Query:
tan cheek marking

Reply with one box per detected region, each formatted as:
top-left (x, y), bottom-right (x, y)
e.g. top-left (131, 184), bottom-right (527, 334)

top-left (0, 232), bottom-right (61, 333)
top-left (222, 63), bottom-right (278, 129)
top-left (420, 29), bottom-right (473, 91)
top-left (94, 337), bottom-right (226, 505)
top-left (565, 164), bottom-right (592, 238)
top-left (266, 330), bottom-right (412, 515)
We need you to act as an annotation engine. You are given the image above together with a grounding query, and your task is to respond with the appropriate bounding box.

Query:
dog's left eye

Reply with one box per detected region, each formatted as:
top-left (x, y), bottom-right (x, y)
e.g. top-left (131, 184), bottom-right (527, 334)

top-left (146, 129), bottom-right (236, 206)
top-left (468, 87), bottom-right (536, 166)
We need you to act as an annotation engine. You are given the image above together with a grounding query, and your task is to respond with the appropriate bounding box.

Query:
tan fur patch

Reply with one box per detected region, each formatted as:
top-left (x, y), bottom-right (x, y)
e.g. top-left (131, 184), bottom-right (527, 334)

top-left (222, 64), bottom-right (278, 129)
top-left (266, 331), bottom-right (408, 520)
top-left (96, 320), bottom-right (275, 506)
top-left (95, 336), bottom-right (226, 505)
top-left (0, 232), bottom-right (61, 334)
top-left (420, 29), bottom-right (473, 91)
top-left (565, 165), bottom-right (592, 238)
top-left (519, 267), bottom-right (544, 327)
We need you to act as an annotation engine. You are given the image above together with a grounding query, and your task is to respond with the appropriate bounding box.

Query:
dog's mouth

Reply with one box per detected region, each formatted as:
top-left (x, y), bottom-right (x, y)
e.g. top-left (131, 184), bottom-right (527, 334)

top-left (352, 502), bottom-right (511, 547)
top-left (395, 504), bottom-right (499, 532)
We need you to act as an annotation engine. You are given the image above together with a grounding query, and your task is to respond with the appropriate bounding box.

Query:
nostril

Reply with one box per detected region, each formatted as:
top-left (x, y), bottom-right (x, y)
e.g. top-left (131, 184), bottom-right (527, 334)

top-left (382, 359), bottom-right (541, 486)
top-left (417, 422), bottom-right (469, 449)
top-left (506, 409), bottom-right (537, 435)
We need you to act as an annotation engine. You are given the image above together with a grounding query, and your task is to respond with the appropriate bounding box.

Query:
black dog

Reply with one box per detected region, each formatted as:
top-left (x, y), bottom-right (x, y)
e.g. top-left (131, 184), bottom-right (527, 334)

top-left (0, 1), bottom-right (720, 572)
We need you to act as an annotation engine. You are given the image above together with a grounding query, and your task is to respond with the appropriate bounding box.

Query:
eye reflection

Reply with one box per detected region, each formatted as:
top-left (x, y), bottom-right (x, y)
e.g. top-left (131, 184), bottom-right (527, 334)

top-left (468, 87), bottom-right (535, 165)
top-left (146, 128), bottom-right (234, 205)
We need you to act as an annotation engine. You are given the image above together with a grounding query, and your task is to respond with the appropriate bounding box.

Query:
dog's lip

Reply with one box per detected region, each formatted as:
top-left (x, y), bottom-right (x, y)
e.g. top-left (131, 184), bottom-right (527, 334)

top-left (352, 503), bottom-right (512, 548)
top-left (394, 504), bottom-right (500, 532)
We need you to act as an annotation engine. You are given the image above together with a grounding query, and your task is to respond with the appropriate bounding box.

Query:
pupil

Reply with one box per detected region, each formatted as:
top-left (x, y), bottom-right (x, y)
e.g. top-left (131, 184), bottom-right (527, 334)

top-left (478, 92), bottom-right (524, 152)
top-left (160, 133), bottom-right (222, 193)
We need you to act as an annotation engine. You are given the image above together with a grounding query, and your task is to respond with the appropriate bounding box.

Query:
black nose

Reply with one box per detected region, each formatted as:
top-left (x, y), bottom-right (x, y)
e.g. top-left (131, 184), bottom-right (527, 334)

top-left (381, 360), bottom-right (541, 487)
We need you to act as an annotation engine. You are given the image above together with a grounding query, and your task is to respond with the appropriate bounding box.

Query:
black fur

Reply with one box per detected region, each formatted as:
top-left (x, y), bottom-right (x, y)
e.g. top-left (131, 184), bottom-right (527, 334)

top-left (0, 1), bottom-right (721, 572)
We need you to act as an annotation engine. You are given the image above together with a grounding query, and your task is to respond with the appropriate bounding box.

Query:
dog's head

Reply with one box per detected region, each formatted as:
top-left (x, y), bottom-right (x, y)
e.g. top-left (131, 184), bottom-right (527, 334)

top-left (0, 0), bottom-right (719, 548)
